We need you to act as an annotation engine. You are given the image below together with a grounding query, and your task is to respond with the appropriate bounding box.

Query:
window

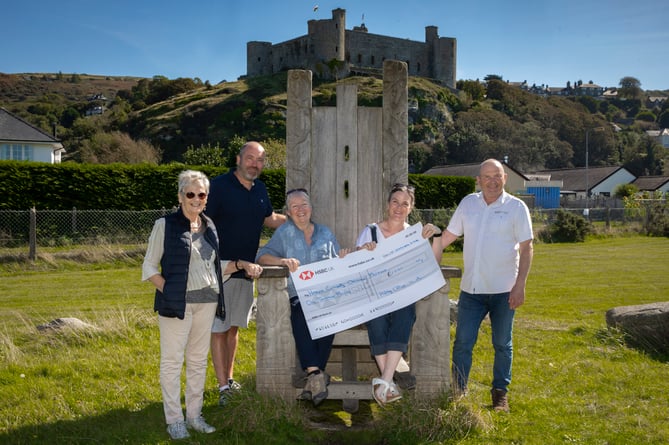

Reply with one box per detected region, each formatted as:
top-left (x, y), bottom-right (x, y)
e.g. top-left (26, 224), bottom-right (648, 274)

top-left (1, 144), bottom-right (33, 161)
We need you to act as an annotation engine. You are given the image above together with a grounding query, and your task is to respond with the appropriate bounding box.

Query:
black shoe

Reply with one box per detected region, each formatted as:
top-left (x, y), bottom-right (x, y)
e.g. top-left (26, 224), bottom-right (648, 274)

top-left (393, 371), bottom-right (416, 390)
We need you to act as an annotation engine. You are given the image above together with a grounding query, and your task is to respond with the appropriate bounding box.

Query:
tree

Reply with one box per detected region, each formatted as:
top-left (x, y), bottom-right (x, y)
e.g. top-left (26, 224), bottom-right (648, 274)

top-left (456, 79), bottom-right (485, 101)
top-left (658, 110), bottom-right (669, 128)
top-left (635, 110), bottom-right (656, 122)
top-left (183, 143), bottom-right (226, 167)
top-left (613, 183), bottom-right (638, 199)
top-left (77, 131), bottom-right (161, 164)
top-left (483, 74), bottom-right (503, 82)
top-left (618, 76), bottom-right (643, 100)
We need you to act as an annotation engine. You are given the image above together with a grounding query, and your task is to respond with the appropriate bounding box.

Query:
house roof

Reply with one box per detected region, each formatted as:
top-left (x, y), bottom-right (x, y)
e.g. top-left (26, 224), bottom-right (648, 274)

top-left (578, 83), bottom-right (603, 89)
top-left (423, 162), bottom-right (529, 179)
top-left (632, 175), bottom-right (669, 191)
top-left (0, 108), bottom-right (60, 143)
top-left (535, 166), bottom-right (622, 192)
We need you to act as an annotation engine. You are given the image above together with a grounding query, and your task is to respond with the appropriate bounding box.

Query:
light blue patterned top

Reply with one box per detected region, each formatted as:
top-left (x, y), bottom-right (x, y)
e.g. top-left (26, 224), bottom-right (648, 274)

top-left (256, 218), bottom-right (340, 297)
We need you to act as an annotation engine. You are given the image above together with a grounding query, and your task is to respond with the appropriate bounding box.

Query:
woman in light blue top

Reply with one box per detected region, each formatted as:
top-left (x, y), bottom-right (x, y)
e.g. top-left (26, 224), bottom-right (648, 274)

top-left (256, 188), bottom-right (350, 406)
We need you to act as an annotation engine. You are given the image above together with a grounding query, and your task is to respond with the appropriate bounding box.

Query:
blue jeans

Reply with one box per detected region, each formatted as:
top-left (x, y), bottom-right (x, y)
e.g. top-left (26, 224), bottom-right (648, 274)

top-left (366, 304), bottom-right (416, 356)
top-left (290, 299), bottom-right (334, 371)
top-left (452, 291), bottom-right (515, 392)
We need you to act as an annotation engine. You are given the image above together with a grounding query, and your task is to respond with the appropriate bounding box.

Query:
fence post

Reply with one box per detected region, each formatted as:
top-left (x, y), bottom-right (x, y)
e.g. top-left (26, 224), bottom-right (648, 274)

top-left (606, 207), bottom-right (611, 229)
top-left (29, 207), bottom-right (37, 260)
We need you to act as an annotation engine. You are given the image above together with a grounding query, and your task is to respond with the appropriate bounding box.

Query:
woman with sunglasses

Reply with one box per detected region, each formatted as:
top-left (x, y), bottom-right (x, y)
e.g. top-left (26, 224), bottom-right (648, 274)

top-left (142, 170), bottom-right (245, 440)
top-left (355, 183), bottom-right (441, 406)
top-left (256, 188), bottom-right (351, 406)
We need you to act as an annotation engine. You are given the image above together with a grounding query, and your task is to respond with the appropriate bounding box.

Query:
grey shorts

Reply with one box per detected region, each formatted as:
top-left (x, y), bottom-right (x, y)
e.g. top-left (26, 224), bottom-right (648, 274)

top-left (212, 277), bottom-right (254, 333)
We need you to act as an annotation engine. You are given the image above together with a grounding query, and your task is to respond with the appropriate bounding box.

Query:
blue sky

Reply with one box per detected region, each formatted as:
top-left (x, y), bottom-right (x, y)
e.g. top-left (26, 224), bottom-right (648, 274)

top-left (2, 0), bottom-right (667, 90)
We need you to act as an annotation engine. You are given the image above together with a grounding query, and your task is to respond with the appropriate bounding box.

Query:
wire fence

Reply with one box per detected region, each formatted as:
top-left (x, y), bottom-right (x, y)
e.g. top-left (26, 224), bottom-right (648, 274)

top-left (0, 207), bottom-right (650, 259)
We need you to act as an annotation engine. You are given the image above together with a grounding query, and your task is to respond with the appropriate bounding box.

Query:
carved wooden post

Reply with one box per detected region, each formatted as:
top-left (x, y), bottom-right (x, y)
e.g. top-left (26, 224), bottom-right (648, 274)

top-left (286, 70), bottom-right (312, 193)
top-left (255, 267), bottom-right (295, 399)
top-left (412, 266), bottom-right (461, 397)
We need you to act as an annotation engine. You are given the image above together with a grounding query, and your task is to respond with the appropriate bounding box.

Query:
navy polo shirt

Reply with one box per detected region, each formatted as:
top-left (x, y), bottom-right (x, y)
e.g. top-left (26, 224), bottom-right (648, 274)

top-left (205, 169), bottom-right (274, 270)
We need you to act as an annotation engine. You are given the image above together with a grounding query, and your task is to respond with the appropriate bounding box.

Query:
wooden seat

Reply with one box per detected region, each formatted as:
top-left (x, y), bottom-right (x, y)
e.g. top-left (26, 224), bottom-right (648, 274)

top-left (255, 266), bottom-right (461, 412)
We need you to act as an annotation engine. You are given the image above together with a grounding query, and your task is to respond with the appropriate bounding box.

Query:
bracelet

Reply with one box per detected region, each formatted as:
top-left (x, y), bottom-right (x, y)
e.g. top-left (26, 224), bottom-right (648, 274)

top-left (235, 259), bottom-right (243, 270)
top-left (433, 232), bottom-right (442, 238)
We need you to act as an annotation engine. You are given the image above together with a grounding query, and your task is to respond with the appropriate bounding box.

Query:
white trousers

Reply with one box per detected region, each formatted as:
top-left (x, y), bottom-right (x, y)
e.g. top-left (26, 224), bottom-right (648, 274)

top-left (159, 302), bottom-right (217, 424)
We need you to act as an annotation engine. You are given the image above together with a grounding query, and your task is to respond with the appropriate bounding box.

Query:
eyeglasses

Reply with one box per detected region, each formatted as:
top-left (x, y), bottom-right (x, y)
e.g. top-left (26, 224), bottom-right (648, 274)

top-left (286, 188), bottom-right (308, 196)
top-left (185, 192), bottom-right (207, 199)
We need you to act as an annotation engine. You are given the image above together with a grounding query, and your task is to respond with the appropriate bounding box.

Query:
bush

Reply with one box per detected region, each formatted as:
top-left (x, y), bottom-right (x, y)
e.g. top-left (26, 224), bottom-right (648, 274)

top-left (539, 209), bottom-right (592, 243)
top-left (613, 183), bottom-right (638, 199)
top-left (645, 200), bottom-right (669, 237)
top-left (0, 161), bottom-right (472, 212)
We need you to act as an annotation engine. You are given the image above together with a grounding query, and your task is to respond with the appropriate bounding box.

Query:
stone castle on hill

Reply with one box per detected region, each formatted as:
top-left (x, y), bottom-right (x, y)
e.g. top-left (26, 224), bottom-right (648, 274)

top-left (246, 8), bottom-right (457, 88)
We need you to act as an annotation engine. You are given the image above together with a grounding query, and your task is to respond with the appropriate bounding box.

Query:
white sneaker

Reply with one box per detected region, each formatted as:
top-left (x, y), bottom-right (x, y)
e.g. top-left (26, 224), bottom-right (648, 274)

top-left (166, 421), bottom-right (190, 440)
top-left (187, 416), bottom-right (216, 434)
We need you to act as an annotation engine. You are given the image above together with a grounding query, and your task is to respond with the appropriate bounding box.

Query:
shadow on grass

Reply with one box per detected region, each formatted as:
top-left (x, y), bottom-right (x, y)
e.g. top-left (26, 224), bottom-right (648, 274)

top-left (595, 327), bottom-right (669, 363)
top-left (0, 388), bottom-right (484, 445)
top-left (0, 401), bottom-right (169, 445)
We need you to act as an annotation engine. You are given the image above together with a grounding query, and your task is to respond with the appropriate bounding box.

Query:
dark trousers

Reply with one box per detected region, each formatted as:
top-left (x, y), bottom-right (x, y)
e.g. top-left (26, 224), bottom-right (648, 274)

top-left (290, 299), bottom-right (334, 371)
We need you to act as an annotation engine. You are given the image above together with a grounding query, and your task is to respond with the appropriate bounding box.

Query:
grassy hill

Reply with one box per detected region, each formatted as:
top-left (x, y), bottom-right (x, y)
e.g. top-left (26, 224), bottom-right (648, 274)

top-left (1, 71), bottom-right (667, 175)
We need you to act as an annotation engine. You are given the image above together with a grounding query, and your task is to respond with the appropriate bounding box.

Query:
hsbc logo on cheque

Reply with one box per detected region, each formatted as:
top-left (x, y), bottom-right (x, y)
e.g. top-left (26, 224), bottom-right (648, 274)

top-left (299, 270), bottom-right (314, 280)
top-left (298, 267), bottom-right (333, 280)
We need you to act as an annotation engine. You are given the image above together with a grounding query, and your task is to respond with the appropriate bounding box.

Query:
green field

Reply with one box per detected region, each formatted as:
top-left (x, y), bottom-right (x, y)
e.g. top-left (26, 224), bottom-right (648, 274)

top-left (1, 236), bottom-right (668, 444)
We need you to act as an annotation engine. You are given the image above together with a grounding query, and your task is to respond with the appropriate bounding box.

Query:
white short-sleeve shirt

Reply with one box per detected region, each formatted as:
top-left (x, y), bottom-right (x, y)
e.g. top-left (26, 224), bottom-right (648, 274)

top-left (447, 191), bottom-right (533, 294)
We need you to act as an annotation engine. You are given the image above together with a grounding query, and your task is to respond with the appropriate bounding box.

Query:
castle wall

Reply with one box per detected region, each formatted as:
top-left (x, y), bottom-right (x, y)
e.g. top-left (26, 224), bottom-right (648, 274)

top-left (346, 31), bottom-right (429, 79)
top-left (270, 37), bottom-right (312, 74)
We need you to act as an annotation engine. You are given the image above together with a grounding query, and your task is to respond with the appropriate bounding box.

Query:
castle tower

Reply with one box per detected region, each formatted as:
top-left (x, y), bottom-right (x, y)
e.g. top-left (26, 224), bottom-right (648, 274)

top-left (426, 26), bottom-right (456, 88)
top-left (307, 8), bottom-right (346, 67)
top-left (247, 41), bottom-right (273, 77)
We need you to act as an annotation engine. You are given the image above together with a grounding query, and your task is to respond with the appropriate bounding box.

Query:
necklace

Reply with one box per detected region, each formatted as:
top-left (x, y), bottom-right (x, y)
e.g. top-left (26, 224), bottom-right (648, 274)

top-left (190, 218), bottom-right (201, 231)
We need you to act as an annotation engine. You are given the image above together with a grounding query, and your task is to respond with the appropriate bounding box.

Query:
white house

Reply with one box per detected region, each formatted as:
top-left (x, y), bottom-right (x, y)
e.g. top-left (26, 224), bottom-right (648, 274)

top-left (645, 128), bottom-right (669, 149)
top-left (536, 166), bottom-right (636, 198)
top-left (0, 108), bottom-right (65, 163)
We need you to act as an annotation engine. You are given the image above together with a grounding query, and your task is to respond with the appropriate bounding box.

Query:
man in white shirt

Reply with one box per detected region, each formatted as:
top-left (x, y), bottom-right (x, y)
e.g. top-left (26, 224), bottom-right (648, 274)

top-left (432, 159), bottom-right (534, 412)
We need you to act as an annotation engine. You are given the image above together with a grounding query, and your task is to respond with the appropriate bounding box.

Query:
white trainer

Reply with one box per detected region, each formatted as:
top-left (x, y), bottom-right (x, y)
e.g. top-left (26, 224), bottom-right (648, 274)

top-left (166, 421), bottom-right (190, 440)
top-left (187, 416), bottom-right (216, 434)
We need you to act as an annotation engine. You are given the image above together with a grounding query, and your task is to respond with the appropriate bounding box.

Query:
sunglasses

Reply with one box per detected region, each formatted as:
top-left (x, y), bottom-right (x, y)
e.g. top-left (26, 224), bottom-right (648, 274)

top-left (391, 183), bottom-right (415, 192)
top-left (185, 192), bottom-right (207, 199)
top-left (286, 188), bottom-right (308, 196)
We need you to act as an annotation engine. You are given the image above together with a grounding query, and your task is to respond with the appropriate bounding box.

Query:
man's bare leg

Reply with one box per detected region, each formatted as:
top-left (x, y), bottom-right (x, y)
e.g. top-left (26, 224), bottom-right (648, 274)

top-left (211, 332), bottom-right (229, 388)
top-left (221, 327), bottom-right (239, 385)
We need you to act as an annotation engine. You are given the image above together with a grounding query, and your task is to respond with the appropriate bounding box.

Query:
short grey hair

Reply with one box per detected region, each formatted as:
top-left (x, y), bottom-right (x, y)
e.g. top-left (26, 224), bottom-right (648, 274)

top-left (177, 170), bottom-right (210, 195)
top-left (284, 189), bottom-right (311, 213)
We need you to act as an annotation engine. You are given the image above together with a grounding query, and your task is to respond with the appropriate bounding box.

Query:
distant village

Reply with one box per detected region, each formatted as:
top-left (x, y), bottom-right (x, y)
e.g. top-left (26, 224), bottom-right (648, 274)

top-left (507, 79), bottom-right (666, 104)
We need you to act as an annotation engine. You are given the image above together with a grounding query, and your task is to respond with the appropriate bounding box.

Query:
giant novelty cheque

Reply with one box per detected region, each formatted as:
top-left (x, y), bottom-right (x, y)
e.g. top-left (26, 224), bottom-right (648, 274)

top-left (291, 223), bottom-right (446, 339)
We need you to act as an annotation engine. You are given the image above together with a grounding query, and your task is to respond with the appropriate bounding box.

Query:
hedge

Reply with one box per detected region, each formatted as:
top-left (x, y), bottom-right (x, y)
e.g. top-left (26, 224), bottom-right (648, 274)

top-left (0, 161), bottom-right (473, 211)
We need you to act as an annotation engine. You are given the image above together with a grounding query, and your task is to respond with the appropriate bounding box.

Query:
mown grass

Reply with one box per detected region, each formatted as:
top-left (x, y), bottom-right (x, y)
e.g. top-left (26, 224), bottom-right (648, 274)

top-left (0, 236), bottom-right (668, 444)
